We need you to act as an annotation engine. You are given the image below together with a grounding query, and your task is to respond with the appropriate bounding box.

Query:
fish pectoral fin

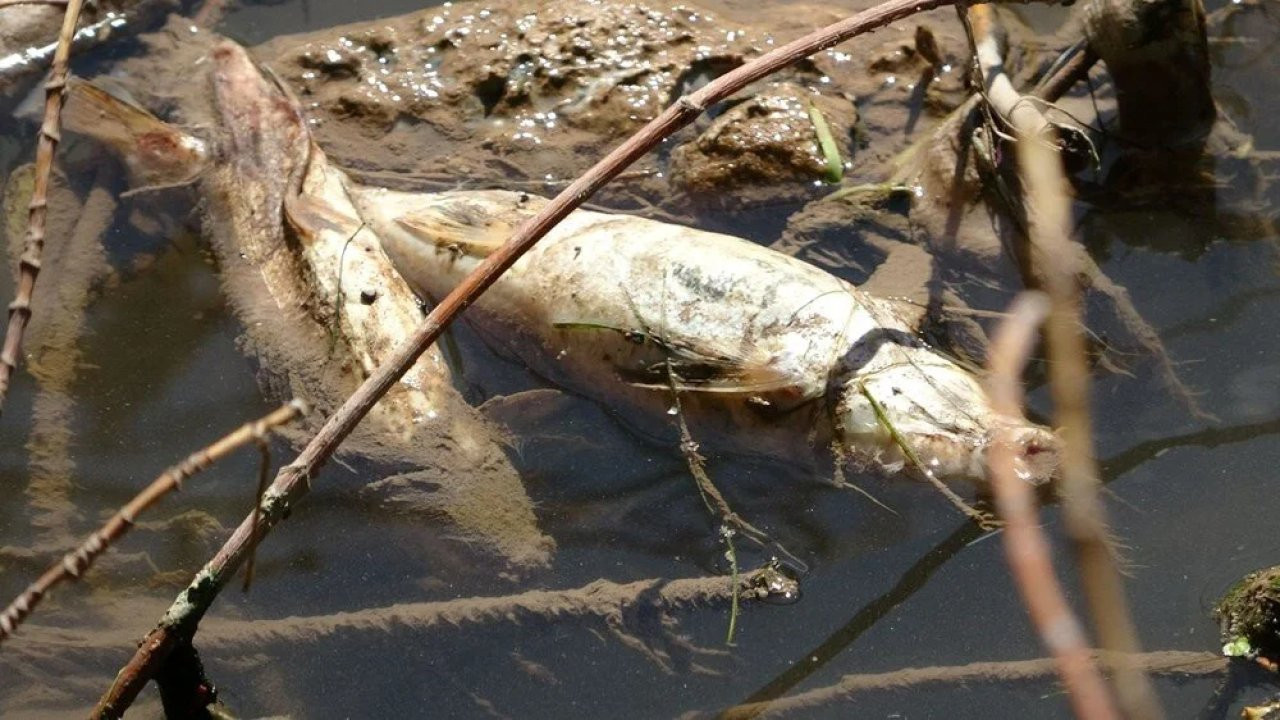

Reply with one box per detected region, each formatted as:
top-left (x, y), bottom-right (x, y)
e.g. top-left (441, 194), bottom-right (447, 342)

top-left (632, 353), bottom-right (803, 397)
top-left (285, 191), bottom-right (362, 240)
top-left (63, 77), bottom-right (210, 188)
top-left (394, 203), bottom-right (515, 257)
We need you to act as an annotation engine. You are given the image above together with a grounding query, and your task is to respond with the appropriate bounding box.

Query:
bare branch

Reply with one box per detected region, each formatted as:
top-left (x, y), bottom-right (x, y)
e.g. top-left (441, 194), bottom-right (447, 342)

top-left (0, 0), bottom-right (84, 414)
top-left (0, 402), bottom-right (304, 645)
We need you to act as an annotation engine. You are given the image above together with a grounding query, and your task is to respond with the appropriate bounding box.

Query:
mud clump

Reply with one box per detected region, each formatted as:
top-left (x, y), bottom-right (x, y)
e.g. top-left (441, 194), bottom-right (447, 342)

top-left (670, 82), bottom-right (857, 194)
top-left (257, 0), bottom-right (973, 198)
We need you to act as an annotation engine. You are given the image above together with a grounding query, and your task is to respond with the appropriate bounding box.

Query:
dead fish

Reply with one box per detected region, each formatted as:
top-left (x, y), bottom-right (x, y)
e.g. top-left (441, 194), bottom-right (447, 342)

top-left (347, 188), bottom-right (1061, 485)
top-left (62, 41), bottom-right (554, 568)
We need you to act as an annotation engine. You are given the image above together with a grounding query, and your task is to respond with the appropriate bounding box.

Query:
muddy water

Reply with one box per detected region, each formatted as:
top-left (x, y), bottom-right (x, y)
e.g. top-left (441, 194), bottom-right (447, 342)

top-left (2, 1), bottom-right (1279, 718)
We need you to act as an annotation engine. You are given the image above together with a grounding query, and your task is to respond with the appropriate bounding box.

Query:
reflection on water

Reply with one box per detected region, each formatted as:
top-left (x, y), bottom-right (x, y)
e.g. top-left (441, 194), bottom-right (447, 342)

top-left (2, 0), bottom-right (1280, 718)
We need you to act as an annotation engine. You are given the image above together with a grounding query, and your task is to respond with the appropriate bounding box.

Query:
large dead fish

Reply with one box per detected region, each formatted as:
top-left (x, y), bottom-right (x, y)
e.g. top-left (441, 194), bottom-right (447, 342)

top-left (66, 38), bottom-right (1057, 487)
top-left (62, 39), bottom-right (554, 569)
top-left (348, 189), bottom-right (1061, 485)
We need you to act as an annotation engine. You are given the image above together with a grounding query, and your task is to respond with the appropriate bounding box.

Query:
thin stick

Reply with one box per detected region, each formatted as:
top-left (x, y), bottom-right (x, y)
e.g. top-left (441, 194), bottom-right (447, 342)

top-left (240, 434), bottom-right (273, 593)
top-left (0, 0), bottom-right (84, 415)
top-left (1014, 105), bottom-right (1164, 719)
top-left (0, 401), bottom-right (304, 645)
top-left (985, 291), bottom-right (1120, 720)
top-left (0, 0), bottom-right (67, 7)
top-left (91, 0), bottom-right (1065, 714)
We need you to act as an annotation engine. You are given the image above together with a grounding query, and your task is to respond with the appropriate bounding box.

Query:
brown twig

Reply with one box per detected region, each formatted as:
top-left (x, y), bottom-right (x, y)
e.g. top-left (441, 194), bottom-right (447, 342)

top-left (91, 0), bottom-right (1065, 714)
top-left (985, 291), bottom-right (1120, 720)
top-left (239, 434), bottom-right (272, 593)
top-left (0, 401), bottom-right (304, 645)
top-left (0, 0), bottom-right (84, 415)
top-left (1014, 105), bottom-right (1164, 718)
top-left (0, 0), bottom-right (67, 8)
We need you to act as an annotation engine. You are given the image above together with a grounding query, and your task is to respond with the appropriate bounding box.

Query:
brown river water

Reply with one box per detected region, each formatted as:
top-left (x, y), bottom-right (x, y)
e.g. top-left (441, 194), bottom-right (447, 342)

top-left (2, 0), bottom-right (1280, 717)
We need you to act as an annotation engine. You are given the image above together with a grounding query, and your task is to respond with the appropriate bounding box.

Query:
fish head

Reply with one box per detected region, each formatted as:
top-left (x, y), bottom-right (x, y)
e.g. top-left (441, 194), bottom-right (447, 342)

top-left (836, 349), bottom-right (1061, 485)
top-left (61, 40), bottom-right (309, 191)
top-left (208, 41), bottom-right (310, 180)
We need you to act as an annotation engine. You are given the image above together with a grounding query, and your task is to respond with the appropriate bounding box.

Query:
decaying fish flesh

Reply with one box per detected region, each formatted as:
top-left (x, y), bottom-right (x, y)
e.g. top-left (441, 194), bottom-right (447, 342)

top-left (62, 40), bottom-right (554, 568)
top-left (349, 189), bottom-right (1061, 484)
top-left (65, 37), bottom-right (1057, 488)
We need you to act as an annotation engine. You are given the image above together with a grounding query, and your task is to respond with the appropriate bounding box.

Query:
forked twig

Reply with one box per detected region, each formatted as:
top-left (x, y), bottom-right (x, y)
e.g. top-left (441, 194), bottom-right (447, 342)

top-left (0, 401), bottom-right (304, 645)
top-left (985, 291), bottom-right (1119, 720)
top-left (0, 0), bottom-right (85, 415)
top-left (91, 0), bottom-right (1065, 714)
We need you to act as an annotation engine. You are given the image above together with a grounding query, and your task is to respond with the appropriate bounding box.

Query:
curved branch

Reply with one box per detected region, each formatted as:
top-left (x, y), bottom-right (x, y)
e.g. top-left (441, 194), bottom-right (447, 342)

top-left (0, 0), bottom-right (84, 413)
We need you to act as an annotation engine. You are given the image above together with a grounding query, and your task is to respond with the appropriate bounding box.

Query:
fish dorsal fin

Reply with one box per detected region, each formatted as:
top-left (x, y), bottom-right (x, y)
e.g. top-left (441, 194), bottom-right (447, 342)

top-left (394, 200), bottom-right (518, 257)
top-left (285, 182), bottom-right (362, 240)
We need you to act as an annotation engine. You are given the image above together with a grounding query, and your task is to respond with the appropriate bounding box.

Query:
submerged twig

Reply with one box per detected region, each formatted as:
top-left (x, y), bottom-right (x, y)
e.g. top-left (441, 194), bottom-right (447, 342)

top-left (985, 291), bottom-right (1119, 720)
top-left (0, 0), bottom-right (84, 416)
top-left (240, 434), bottom-right (273, 593)
top-left (718, 651), bottom-right (1224, 718)
top-left (92, 0), bottom-right (1064, 713)
top-left (1014, 97), bottom-right (1163, 719)
top-left (0, 401), bottom-right (304, 645)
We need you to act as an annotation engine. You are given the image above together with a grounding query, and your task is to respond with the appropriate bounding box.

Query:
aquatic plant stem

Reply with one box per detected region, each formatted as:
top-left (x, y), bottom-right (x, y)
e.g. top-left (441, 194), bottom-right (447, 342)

top-left (0, 401), bottom-right (303, 645)
top-left (92, 0), bottom-right (1066, 713)
top-left (0, 0), bottom-right (84, 415)
top-left (1014, 113), bottom-right (1163, 718)
top-left (985, 291), bottom-right (1120, 720)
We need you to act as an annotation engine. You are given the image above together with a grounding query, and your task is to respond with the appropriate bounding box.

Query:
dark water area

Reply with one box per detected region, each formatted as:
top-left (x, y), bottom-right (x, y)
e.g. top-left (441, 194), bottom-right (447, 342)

top-left (2, 1), bottom-right (1279, 718)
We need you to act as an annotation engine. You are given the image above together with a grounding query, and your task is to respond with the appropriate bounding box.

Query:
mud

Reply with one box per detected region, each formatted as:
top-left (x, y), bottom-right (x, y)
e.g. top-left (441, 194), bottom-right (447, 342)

top-left (254, 0), bottom-right (971, 204)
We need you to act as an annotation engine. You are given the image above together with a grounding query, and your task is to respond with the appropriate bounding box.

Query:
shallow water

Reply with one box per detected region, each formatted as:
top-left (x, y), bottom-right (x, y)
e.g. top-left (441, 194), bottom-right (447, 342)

top-left (2, 1), bottom-right (1280, 718)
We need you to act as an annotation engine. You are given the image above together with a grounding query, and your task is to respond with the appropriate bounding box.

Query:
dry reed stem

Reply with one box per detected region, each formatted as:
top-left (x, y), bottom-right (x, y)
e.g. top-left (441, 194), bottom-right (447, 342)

top-left (0, 401), bottom-right (304, 645)
top-left (91, 0), bottom-right (1065, 714)
top-left (0, 0), bottom-right (67, 7)
top-left (985, 291), bottom-right (1120, 720)
top-left (718, 650), bottom-right (1224, 718)
top-left (1014, 111), bottom-right (1163, 718)
top-left (0, 0), bottom-right (84, 415)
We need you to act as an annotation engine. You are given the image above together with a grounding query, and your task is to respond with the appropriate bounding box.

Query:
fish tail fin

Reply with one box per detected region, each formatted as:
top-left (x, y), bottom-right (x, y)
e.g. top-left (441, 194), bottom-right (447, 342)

top-left (63, 77), bottom-right (211, 188)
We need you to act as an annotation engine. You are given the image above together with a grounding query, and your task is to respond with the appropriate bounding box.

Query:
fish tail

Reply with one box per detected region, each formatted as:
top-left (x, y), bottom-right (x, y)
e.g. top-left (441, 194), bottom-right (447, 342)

top-left (63, 77), bottom-right (210, 188)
